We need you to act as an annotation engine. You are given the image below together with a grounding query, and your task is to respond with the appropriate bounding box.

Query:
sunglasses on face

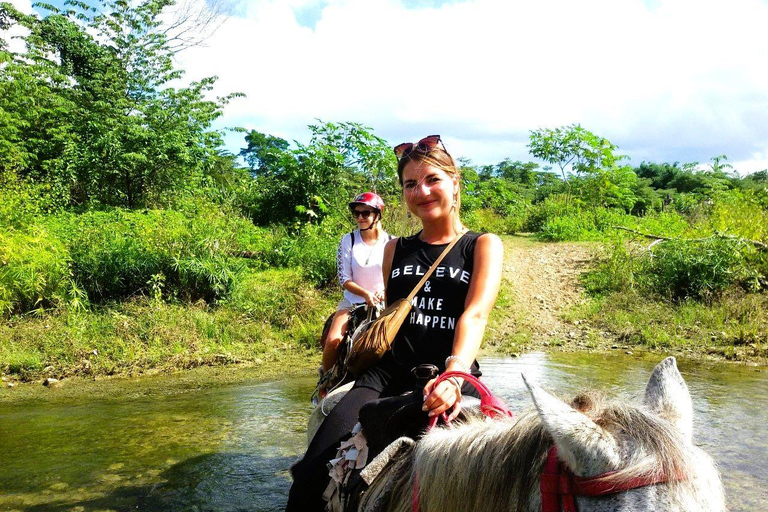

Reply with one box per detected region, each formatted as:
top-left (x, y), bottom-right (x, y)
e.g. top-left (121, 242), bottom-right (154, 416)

top-left (393, 135), bottom-right (448, 161)
top-left (352, 210), bottom-right (374, 219)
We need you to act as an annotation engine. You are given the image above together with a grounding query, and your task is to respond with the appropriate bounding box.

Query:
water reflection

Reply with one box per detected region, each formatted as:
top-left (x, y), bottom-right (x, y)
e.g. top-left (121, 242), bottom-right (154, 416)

top-left (0, 352), bottom-right (765, 511)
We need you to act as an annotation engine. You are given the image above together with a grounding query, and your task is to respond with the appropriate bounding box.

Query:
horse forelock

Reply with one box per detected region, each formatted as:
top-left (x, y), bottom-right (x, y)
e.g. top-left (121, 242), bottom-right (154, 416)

top-left (585, 395), bottom-right (723, 509)
top-left (382, 392), bottom-right (722, 512)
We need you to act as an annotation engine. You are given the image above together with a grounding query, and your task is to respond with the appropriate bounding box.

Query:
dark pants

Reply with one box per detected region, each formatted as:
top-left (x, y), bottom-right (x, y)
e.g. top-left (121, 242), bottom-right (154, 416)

top-left (284, 364), bottom-right (482, 511)
top-left (285, 385), bottom-right (382, 512)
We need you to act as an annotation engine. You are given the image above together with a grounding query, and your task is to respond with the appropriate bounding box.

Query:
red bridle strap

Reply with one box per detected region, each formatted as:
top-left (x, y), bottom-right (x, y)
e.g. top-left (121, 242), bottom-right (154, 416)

top-left (541, 446), bottom-right (677, 512)
top-left (541, 446), bottom-right (578, 512)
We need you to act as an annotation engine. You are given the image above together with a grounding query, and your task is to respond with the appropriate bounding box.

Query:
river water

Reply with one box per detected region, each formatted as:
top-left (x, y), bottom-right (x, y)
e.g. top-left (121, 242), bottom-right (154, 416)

top-left (0, 352), bottom-right (765, 511)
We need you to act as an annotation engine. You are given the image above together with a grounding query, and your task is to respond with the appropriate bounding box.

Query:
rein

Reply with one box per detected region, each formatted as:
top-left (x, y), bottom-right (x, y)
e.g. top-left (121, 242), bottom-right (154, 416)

top-left (413, 371), bottom-right (513, 512)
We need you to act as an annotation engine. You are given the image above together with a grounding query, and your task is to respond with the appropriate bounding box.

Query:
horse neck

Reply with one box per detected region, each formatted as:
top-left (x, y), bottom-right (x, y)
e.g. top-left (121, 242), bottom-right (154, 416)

top-left (396, 413), bottom-right (549, 512)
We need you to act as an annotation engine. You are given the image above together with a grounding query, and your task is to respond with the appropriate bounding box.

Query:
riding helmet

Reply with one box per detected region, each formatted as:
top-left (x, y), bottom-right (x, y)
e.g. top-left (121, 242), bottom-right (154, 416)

top-left (349, 192), bottom-right (385, 213)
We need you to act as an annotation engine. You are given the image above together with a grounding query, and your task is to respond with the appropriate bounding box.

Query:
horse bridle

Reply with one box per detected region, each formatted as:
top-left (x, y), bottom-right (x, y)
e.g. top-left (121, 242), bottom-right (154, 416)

top-left (414, 372), bottom-right (677, 512)
top-left (540, 445), bottom-right (676, 512)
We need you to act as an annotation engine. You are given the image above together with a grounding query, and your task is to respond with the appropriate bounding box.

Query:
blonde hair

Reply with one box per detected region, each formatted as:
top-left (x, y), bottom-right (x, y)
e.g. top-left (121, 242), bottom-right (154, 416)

top-left (396, 145), bottom-right (465, 234)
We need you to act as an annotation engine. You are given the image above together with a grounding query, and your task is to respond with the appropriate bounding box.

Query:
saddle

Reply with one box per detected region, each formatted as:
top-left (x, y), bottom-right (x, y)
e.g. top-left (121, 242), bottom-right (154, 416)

top-left (359, 391), bottom-right (481, 456)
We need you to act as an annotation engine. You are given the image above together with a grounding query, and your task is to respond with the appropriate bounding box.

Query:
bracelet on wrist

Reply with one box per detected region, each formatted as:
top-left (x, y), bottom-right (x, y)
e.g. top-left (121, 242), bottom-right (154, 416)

top-left (448, 376), bottom-right (462, 394)
top-left (445, 355), bottom-right (470, 372)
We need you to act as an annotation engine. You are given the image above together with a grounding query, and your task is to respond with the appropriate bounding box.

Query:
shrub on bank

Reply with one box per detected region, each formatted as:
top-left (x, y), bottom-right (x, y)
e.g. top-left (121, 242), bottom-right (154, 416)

top-left (582, 188), bottom-right (767, 302)
top-left (0, 227), bottom-right (73, 315)
top-left (574, 288), bottom-right (767, 359)
top-left (0, 293), bottom-right (334, 379)
top-left (644, 238), bottom-right (753, 301)
top-left (585, 237), bottom-right (766, 302)
top-left (228, 267), bottom-right (330, 329)
top-left (0, 196), bottom-right (351, 315)
top-left (272, 223), bottom-right (340, 286)
top-left (464, 207), bottom-right (527, 234)
top-left (47, 202), bottom-right (263, 303)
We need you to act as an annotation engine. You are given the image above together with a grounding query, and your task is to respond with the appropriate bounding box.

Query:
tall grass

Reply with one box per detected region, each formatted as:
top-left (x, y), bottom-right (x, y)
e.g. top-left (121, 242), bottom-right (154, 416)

top-left (574, 289), bottom-right (767, 360)
top-left (0, 227), bottom-right (73, 315)
top-left (0, 268), bottom-right (335, 379)
top-left (582, 190), bottom-right (767, 301)
top-left (47, 203), bottom-right (262, 303)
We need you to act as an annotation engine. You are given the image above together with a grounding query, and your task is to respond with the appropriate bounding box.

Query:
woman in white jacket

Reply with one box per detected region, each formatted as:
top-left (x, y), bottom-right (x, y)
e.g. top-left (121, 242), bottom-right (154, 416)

top-left (320, 192), bottom-right (390, 373)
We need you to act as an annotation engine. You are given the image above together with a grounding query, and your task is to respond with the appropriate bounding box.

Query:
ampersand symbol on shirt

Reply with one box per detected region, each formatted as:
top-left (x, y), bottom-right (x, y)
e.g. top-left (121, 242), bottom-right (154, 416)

top-left (424, 280), bottom-right (432, 293)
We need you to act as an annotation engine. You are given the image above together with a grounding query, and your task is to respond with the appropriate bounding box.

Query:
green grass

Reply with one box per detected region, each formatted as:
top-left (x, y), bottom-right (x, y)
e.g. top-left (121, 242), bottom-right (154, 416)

top-left (3, 187), bottom-right (766, 381)
top-left (0, 269), bottom-right (336, 380)
top-left (573, 289), bottom-right (767, 361)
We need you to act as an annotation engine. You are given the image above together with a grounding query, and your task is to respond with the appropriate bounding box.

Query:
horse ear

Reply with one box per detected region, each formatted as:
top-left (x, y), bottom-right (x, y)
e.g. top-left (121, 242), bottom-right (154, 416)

top-left (643, 357), bottom-right (693, 442)
top-left (522, 374), bottom-right (620, 475)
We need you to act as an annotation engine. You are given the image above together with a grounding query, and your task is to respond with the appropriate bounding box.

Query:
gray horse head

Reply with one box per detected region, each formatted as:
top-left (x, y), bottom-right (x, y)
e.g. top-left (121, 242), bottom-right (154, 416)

top-left (524, 356), bottom-right (724, 512)
top-left (372, 357), bottom-right (725, 512)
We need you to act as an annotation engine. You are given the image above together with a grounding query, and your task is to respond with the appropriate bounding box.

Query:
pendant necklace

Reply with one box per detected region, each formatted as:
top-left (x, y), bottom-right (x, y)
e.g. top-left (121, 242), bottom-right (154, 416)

top-left (362, 235), bottom-right (379, 266)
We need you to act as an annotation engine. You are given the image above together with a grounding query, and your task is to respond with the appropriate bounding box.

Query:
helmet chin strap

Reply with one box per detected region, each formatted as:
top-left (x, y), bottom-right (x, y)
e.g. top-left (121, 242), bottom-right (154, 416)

top-left (360, 213), bottom-right (381, 231)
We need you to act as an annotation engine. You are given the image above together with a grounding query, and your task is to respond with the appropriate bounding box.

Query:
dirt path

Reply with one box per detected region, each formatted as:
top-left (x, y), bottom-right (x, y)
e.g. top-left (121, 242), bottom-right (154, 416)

top-left (486, 235), bottom-right (604, 351)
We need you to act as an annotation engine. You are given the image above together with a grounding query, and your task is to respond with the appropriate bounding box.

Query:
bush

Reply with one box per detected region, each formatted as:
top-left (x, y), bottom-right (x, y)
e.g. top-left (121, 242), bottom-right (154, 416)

top-left (700, 189), bottom-right (768, 241)
top-left (464, 207), bottom-right (527, 235)
top-left (45, 201), bottom-right (263, 304)
top-left (581, 242), bottom-right (638, 296)
top-left (537, 206), bottom-right (628, 242)
top-left (585, 237), bottom-right (764, 302)
top-left (0, 227), bottom-right (73, 315)
top-left (524, 195), bottom-right (571, 233)
top-left (644, 239), bottom-right (757, 301)
top-left (228, 268), bottom-right (328, 328)
top-left (269, 219), bottom-right (345, 287)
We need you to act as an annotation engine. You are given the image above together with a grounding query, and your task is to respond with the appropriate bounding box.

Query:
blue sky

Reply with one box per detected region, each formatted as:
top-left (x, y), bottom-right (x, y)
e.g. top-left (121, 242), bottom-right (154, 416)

top-left (7, 0), bottom-right (768, 174)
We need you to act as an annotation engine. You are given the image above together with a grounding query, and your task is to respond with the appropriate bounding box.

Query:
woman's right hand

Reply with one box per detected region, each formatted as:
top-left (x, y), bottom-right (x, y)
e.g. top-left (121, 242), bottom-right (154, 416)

top-left (364, 290), bottom-right (384, 307)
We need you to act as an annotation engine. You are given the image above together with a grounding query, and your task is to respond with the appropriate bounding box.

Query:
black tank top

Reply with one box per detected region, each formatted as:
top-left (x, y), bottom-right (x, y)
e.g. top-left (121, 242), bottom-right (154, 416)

top-left (384, 231), bottom-right (482, 373)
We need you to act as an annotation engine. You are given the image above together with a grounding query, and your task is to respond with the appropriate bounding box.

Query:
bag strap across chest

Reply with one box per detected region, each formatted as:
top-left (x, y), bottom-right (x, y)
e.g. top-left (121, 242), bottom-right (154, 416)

top-left (402, 231), bottom-right (465, 303)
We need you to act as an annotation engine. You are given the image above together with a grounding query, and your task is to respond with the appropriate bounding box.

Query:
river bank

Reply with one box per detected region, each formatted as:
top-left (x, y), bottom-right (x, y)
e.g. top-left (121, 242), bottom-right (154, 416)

top-left (2, 235), bottom-right (766, 391)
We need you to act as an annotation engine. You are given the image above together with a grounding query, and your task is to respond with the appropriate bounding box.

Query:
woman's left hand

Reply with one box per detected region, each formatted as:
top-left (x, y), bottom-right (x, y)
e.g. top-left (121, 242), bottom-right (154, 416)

top-left (422, 377), bottom-right (462, 422)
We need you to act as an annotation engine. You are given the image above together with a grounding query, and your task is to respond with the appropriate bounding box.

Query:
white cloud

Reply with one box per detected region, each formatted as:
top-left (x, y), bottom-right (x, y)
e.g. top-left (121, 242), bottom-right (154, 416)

top-left (6, 0), bottom-right (31, 13)
top-left (1, 0), bottom-right (33, 54)
top-left (174, 0), bottom-right (768, 173)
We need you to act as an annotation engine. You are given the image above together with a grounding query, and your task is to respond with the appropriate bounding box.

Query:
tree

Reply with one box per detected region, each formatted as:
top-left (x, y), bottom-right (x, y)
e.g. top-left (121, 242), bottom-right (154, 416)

top-left (528, 124), bottom-right (631, 207)
top-left (0, 0), bottom-right (240, 207)
top-left (240, 130), bottom-right (290, 173)
top-left (528, 124), bottom-right (621, 183)
top-left (635, 161), bottom-right (683, 190)
top-left (242, 121), bottom-right (397, 225)
top-left (577, 164), bottom-right (639, 212)
top-left (744, 170), bottom-right (768, 185)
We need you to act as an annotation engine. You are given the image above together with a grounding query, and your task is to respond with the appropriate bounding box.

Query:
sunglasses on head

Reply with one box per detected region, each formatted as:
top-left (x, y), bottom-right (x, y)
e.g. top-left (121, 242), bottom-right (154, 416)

top-left (352, 210), bottom-right (374, 219)
top-left (393, 135), bottom-right (448, 160)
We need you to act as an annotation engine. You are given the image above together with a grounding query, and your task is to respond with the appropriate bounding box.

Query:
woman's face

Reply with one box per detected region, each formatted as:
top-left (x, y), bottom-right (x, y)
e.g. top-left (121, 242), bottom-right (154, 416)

top-left (401, 160), bottom-right (458, 222)
top-left (351, 205), bottom-right (377, 229)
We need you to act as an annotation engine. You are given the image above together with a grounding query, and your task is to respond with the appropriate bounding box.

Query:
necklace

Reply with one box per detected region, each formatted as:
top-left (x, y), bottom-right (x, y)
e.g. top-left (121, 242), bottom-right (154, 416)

top-left (360, 235), bottom-right (380, 266)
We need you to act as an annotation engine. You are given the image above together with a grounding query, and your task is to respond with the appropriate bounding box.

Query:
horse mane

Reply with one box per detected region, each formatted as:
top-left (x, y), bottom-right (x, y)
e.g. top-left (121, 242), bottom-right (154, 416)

top-left (381, 392), bottom-right (711, 512)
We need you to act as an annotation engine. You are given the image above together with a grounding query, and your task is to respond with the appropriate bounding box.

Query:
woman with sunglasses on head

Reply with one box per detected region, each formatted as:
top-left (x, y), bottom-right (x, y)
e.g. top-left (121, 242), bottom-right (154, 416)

top-left (383, 135), bottom-right (503, 419)
top-left (285, 138), bottom-right (503, 512)
top-left (320, 192), bottom-right (390, 376)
